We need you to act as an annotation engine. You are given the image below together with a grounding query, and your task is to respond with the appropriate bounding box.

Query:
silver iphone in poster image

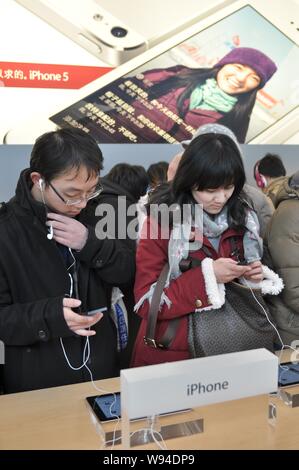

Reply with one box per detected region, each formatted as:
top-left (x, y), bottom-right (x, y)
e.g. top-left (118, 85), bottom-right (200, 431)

top-left (6, 0), bottom-right (299, 144)
top-left (14, 0), bottom-right (234, 66)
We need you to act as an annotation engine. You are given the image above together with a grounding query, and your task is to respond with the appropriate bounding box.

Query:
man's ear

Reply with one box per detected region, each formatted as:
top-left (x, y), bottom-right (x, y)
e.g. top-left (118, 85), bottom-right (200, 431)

top-left (30, 172), bottom-right (42, 187)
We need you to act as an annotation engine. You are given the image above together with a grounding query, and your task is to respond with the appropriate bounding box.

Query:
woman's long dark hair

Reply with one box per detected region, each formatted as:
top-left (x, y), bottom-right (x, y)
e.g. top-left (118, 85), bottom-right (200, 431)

top-left (147, 66), bottom-right (258, 143)
top-left (149, 132), bottom-right (249, 228)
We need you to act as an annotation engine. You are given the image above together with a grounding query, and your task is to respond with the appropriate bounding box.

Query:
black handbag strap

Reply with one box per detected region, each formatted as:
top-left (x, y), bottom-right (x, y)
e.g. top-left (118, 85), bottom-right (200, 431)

top-left (144, 263), bottom-right (180, 349)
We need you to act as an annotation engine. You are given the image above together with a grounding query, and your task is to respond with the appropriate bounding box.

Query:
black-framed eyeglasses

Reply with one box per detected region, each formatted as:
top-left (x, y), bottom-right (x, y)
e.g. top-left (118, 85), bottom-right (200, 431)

top-left (48, 181), bottom-right (103, 206)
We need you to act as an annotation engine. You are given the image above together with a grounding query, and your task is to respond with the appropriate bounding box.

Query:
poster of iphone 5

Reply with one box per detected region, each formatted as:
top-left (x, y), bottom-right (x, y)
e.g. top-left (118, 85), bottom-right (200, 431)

top-left (4, 0), bottom-right (299, 144)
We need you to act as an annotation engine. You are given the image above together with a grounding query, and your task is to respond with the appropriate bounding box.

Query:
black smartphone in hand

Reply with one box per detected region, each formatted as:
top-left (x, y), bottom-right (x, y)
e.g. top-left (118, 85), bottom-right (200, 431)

top-left (87, 307), bottom-right (108, 316)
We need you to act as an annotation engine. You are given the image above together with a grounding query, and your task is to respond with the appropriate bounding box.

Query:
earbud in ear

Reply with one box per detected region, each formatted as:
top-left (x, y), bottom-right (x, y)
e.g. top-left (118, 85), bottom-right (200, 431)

top-left (47, 224), bottom-right (54, 240)
top-left (39, 178), bottom-right (44, 190)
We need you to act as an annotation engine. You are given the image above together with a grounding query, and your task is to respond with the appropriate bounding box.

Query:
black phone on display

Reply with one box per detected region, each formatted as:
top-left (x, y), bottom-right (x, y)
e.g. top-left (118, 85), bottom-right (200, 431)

top-left (278, 362), bottom-right (299, 388)
top-left (86, 392), bottom-right (121, 422)
top-left (86, 392), bottom-right (191, 422)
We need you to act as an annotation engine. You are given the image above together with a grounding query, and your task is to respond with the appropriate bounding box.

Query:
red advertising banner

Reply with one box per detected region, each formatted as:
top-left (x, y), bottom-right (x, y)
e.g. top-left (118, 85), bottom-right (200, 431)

top-left (0, 62), bottom-right (113, 88)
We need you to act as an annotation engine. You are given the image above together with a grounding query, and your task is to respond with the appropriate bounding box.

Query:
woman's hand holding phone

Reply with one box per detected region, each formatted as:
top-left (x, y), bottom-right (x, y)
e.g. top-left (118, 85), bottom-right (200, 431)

top-left (241, 260), bottom-right (264, 282)
top-left (213, 257), bottom-right (251, 283)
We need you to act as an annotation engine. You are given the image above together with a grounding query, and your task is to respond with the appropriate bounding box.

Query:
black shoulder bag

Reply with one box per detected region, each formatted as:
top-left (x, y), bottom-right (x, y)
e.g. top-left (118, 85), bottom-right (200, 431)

top-left (188, 240), bottom-right (276, 357)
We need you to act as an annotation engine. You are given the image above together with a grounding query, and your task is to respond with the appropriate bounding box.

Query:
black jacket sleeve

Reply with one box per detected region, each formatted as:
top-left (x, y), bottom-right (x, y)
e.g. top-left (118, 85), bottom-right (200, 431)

top-left (0, 268), bottom-right (73, 346)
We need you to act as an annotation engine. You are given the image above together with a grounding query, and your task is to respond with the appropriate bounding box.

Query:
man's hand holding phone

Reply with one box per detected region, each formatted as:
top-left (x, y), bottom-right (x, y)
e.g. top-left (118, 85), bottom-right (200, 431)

top-left (63, 298), bottom-right (103, 336)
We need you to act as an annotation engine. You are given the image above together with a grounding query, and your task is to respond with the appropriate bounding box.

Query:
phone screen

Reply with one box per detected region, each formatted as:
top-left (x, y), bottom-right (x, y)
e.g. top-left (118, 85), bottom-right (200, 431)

top-left (278, 363), bottom-right (299, 387)
top-left (86, 392), bottom-right (121, 422)
top-left (51, 5), bottom-right (299, 144)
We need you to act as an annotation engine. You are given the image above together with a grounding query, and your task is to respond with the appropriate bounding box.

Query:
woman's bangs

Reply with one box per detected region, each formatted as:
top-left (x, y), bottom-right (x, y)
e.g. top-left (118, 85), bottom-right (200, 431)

top-left (194, 157), bottom-right (238, 191)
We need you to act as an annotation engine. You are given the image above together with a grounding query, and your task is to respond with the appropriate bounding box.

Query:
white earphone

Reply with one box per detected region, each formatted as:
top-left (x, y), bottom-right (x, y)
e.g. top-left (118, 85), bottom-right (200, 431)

top-left (38, 178), bottom-right (54, 240)
top-left (47, 224), bottom-right (54, 240)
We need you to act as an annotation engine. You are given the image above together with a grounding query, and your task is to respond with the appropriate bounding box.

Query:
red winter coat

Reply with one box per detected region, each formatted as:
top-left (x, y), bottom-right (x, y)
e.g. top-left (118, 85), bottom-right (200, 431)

top-left (131, 217), bottom-right (245, 367)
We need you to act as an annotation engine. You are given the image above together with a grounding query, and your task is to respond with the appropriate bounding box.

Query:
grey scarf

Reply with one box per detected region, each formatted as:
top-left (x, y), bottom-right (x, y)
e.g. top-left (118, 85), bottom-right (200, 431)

top-left (167, 205), bottom-right (263, 287)
top-left (202, 206), bottom-right (263, 262)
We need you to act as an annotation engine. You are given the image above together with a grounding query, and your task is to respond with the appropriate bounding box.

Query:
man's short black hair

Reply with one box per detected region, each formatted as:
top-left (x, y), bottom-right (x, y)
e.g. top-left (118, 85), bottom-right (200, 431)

top-left (106, 163), bottom-right (149, 201)
top-left (30, 128), bottom-right (103, 182)
top-left (258, 153), bottom-right (286, 178)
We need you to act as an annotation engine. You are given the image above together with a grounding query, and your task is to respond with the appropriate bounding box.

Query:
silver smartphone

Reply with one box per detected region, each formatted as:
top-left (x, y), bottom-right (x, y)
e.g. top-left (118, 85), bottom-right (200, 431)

top-left (5, 0), bottom-right (299, 144)
top-left (14, 0), bottom-right (235, 66)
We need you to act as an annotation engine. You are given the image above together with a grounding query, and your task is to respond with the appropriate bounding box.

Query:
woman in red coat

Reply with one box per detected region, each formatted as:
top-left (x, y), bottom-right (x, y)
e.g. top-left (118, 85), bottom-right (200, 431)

top-left (131, 123), bottom-right (282, 367)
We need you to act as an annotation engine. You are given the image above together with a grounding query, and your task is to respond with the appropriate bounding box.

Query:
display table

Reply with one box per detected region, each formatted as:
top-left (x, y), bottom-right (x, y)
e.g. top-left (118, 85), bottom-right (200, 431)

top-left (1, 372), bottom-right (299, 450)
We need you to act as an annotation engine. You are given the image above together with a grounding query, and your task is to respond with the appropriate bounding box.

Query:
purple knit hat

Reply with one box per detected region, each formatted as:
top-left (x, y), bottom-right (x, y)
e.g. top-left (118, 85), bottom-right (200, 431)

top-left (215, 47), bottom-right (277, 88)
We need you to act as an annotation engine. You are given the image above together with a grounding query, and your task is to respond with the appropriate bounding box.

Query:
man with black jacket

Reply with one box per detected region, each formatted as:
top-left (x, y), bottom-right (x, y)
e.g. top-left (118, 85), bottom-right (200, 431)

top-left (101, 163), bottom-right (149, 368)
top-left (0, 128), bottom-right (135, 393)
